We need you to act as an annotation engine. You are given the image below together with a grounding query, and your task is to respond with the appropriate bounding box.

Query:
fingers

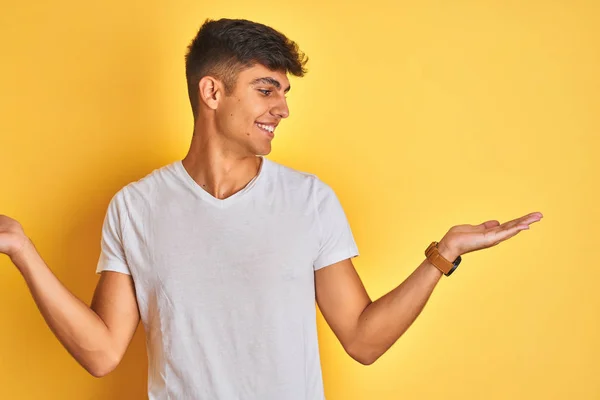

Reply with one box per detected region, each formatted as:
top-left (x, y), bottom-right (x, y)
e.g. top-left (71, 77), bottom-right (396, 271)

top-left (497, 212), bottom-right (543, 231)
top-left (485, 223), bottom-right (529, 247)
top-left (504, 224), bottom-right (529, 242)
top-left (480, 212), bottom-right (541, 246)
top-left (519, 212), bottom-right (543, 225)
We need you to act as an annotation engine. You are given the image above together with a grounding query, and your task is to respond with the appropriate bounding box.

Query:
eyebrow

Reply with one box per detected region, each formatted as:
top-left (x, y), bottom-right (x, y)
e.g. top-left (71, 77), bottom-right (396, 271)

top-left (250, 77), bottom-right (291, 93)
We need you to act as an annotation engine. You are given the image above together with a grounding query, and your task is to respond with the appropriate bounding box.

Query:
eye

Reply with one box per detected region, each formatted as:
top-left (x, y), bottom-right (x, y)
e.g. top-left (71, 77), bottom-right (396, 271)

top-left (258, 89), bottom-right (272, 96)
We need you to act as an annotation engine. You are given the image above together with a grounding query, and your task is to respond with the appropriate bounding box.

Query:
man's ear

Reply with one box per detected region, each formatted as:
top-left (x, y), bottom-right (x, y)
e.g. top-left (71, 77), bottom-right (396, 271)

top-left (198, 76), bottom-right (222, 110)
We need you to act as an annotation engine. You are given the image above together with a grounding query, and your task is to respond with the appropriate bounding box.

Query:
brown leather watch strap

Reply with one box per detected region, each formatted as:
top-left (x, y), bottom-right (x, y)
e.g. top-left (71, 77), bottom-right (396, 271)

top-left (425, 241), bottom-right (454, 275)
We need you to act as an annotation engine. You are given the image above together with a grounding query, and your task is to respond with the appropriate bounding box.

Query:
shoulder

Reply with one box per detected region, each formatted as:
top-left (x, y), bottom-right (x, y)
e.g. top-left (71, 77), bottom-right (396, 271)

top-left (264, 157), bottom-right (331, 194)
top-left (106, 161), bottom-right (179, 213)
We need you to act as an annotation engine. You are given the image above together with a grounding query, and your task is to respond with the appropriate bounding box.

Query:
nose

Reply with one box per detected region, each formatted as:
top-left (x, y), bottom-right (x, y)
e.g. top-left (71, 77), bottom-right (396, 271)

top-left (271, 98), bottom-right (290, 119)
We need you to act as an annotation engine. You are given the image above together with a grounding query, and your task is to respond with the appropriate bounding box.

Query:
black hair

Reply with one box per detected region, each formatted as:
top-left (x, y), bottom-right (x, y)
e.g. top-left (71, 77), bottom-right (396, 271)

top-left (185, 18), bottom-right (308, 119)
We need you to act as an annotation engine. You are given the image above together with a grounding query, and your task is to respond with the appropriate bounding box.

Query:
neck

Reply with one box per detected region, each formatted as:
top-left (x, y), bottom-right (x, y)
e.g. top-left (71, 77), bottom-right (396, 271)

top-left (182, 131), bottom-right (263, 200)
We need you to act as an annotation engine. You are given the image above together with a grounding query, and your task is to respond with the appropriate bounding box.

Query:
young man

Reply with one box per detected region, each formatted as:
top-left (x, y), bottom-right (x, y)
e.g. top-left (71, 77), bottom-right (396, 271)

top-left (1, 18), bottom-right (542, 399)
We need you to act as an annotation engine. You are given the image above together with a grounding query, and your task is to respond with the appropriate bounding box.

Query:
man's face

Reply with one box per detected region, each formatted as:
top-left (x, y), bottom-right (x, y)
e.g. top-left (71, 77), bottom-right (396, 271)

top-left (215, 64), bottom-right (291, 156)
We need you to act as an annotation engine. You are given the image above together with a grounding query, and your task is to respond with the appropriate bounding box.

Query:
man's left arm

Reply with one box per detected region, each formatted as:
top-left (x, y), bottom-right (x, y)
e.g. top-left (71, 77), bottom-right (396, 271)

top-left (315, 243), bottom-right (450, 366)
top-left (315, 212), bottom-right (543, 365)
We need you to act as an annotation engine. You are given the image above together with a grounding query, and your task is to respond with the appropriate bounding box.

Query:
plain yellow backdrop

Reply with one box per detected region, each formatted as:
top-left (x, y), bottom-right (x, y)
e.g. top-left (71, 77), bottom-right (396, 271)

top-left (1, 0), bottom-right (598, 399)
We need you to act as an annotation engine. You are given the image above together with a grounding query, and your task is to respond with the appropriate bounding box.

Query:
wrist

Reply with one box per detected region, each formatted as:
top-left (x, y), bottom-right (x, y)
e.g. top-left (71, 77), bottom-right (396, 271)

top-left (437, 240), bottom-right (459, 262)
top-left (10, 238), bottom-right (38, 272)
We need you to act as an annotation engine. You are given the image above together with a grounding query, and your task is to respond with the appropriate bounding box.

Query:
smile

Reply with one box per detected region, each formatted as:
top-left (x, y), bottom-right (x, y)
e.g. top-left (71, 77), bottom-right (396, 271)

top-left (256, 123), bottom-right (275, 133)
top-left (256, 123), bottom-right (275, 137)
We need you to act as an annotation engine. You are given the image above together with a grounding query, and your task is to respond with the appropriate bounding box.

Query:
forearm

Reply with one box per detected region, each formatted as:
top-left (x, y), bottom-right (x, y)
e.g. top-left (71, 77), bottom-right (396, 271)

top-left (350, 244), bottom-right (457, 364)
top-left (11, 239), bottom-right (117, 377)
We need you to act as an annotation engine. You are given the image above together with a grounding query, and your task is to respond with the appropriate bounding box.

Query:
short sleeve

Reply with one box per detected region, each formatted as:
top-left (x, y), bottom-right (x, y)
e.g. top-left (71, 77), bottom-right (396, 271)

top-left (312, 178), bottom-right (359, 270)
top-left (96, 190), bottom-right (132, 275)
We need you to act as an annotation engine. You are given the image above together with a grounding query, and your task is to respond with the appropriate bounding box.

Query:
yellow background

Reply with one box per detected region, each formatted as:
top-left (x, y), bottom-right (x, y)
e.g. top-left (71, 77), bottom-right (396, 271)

top-left (1, 0), bottom-right (598, 399)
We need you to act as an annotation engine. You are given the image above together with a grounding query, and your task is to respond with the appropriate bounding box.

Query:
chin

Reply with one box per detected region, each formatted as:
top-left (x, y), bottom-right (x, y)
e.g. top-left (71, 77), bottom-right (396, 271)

top-left (250, 142), bottom-right (272, 156)
top-left (254, 147), bottom-right (272, 156)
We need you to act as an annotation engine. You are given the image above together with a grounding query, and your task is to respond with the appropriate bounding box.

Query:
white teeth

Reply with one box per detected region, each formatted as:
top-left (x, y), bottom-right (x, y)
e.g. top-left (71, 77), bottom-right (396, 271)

top-left (256, 123), bottom-right (274, 133)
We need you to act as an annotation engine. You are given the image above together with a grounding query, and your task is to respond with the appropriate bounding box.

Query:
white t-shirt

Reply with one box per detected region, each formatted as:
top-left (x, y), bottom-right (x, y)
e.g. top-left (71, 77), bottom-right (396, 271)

top-left (96, 156), bottom-right (359, 399)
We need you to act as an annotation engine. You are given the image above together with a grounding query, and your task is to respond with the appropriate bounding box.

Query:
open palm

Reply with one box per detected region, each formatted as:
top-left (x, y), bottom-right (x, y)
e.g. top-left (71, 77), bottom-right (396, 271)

top-left (440, 211), bottom-right (543, 258)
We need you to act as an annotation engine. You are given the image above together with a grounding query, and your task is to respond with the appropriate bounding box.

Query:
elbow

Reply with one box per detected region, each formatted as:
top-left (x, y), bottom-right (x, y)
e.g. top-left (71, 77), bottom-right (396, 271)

top-left (85, 351), bottom-right (121, 378)
top-left (88, 363), bottom-right (116, 378)
top-left (346, 343), bottom-right (380, 366)
top-left (353, 353), bottom-right (379, 366)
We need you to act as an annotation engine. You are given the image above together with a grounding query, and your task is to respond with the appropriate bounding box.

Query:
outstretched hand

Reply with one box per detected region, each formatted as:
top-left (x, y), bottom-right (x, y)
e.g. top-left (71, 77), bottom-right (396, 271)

top-left (438, 211), bottom-right (543, 261)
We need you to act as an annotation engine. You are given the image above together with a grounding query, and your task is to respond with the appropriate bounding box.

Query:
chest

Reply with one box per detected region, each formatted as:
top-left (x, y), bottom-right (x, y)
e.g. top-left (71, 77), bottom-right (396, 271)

top-left (127, 205), bottom-right (319, 305)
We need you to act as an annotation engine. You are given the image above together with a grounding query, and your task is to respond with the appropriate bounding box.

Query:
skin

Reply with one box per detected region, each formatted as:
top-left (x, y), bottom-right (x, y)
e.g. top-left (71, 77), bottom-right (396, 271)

top-left (181, 63), bottom-right (291, 200)
top-left (315, 212), bottom-right (543, 364)
top-left (0, 62), bottom-right (544, 377)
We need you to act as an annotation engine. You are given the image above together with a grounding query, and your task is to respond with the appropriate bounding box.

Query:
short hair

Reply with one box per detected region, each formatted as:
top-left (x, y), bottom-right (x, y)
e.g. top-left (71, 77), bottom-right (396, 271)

top-left (185, 18), bottom-right (309, 119)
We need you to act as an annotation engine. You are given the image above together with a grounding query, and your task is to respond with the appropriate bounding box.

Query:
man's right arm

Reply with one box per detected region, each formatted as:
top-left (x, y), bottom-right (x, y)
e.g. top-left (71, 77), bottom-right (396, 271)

top-left (10, 238), bottom-right (140, 378)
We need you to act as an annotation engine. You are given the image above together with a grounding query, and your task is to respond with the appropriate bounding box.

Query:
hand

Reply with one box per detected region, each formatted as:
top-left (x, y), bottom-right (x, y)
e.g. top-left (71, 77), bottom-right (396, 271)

top-left (0, 214), bottom-right (31, 260)
top-left (438, 211), bottom-right (543, 261)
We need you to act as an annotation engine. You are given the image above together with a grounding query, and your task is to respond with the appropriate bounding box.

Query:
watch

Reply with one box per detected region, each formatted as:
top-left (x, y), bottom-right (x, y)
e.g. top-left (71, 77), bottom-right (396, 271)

top-left (425, 241), bottom-right (462, 276)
